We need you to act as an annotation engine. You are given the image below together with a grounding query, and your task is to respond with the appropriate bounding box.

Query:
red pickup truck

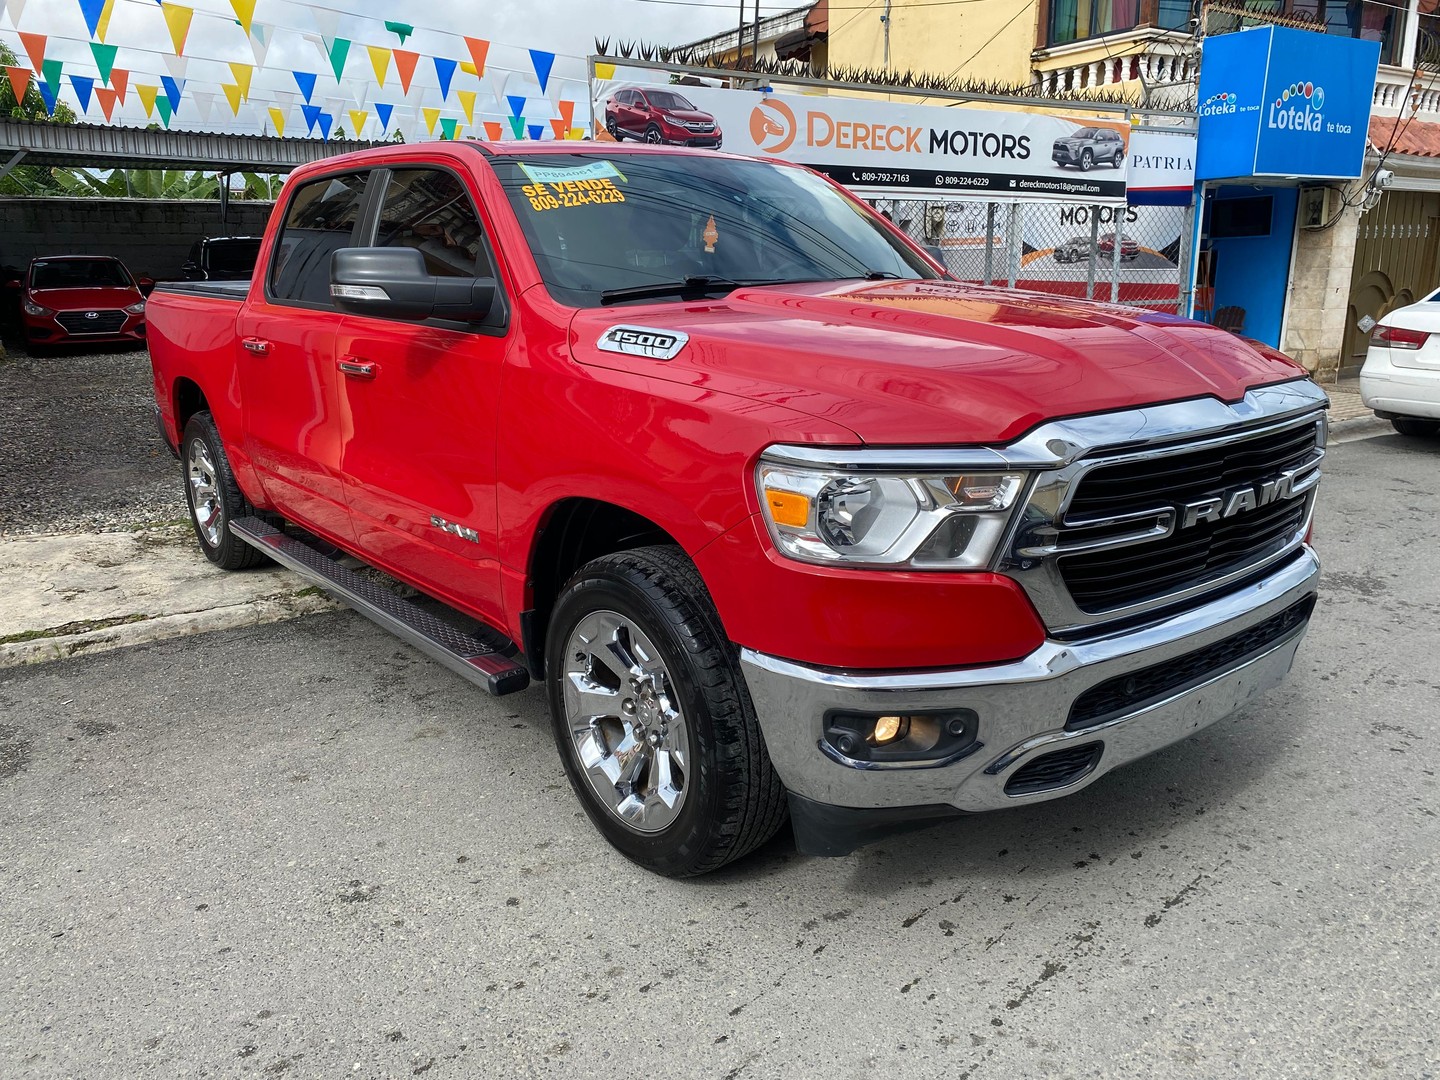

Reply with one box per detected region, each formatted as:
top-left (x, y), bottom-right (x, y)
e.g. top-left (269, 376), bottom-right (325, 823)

top-left (148, 141), bottom-right (1326, 876)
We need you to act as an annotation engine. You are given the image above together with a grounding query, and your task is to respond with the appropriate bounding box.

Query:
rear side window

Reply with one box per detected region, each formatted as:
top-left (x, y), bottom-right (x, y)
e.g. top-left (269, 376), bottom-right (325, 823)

top-left (373, 169), bottom-right (491, 279)
top-left (269, 172), bottom-right (369, 306)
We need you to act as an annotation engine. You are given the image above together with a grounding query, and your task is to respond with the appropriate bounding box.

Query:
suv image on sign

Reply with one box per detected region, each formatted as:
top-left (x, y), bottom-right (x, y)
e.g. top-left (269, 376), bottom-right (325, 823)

top-left (604, 87), bottom-right (722, 147)
top-left (1053, 127), bottom-right (1126, 171)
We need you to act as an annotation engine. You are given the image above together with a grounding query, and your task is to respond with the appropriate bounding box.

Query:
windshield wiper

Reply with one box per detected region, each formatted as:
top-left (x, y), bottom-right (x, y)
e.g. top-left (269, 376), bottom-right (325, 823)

top-left (861, 270), bottom-right (902, 280)
top-left (599, 275), bottom-right (787, 305)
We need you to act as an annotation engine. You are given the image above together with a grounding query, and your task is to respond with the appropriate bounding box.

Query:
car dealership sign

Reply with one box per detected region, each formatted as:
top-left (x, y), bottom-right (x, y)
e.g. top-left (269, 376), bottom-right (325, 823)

top-left (593, 79), bottom-right (1131, 202)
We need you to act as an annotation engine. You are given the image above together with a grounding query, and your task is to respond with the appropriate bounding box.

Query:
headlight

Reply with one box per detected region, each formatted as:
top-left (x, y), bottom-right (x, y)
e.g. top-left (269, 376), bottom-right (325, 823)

top-left (22, 299), bottom-right (55, 317)
top-left (757, 458), bottom-right (1029, 569)
top-left (124, 300), bottom-right (146, 315)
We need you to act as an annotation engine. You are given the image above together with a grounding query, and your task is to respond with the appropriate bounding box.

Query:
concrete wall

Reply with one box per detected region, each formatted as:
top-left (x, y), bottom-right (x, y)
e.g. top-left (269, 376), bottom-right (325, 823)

top-left (0, 198), bottom-right (275, 281)
top-left (1282, 184), bottom-right (1364, 380)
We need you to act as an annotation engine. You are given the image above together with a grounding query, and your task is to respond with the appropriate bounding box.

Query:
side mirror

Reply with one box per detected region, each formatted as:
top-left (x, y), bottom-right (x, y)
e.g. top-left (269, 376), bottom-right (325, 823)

top-left (330, 247), bottom-right (495, 324)
top-left (3, 280), bottom-right (20, 290)
top-left (137, 276), bottom-right (156, 293)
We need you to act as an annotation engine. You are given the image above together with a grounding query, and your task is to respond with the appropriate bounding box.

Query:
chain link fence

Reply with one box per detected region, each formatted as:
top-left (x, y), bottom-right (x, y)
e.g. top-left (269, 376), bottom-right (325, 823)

top-left (875, 197), bottom-right (1194, 315)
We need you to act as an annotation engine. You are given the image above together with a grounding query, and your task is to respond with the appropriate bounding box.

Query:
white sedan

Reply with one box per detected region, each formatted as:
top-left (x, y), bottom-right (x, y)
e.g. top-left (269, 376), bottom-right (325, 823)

top-left (1360, 291), bottom-right (1440, 436)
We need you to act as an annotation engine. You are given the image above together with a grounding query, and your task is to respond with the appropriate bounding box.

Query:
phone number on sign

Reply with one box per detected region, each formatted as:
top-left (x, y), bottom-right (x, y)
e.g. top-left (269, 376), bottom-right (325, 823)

top-left (850, 171), bottom-right (913, 184)
top-left (933, 174), bottom-right (991, 188)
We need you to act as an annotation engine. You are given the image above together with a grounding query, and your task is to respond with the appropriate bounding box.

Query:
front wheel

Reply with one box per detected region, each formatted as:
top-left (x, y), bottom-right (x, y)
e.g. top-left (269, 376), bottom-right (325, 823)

top-left (545, 546), bottom-right (788, 877)
top-left (606, 115), bottom-right (621, 140)
top-left (1392, 417), bottom-right (1440, 437)
top-left (644, 123), bottom-right (664, 144)
top-left (1080, 149), bottom-right (1094, 172)
top-left (181, 412), bottom-right (267, 570)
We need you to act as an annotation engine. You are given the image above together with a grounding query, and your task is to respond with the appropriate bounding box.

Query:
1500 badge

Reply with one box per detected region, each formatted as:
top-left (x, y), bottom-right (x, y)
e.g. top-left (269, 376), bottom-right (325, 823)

top-left (596, 325), bottom-right (689, 361)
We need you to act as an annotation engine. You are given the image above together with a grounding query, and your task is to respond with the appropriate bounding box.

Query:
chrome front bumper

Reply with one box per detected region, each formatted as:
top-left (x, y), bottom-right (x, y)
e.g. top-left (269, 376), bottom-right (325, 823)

top-left (740, 547), bottom-right (1319, 815)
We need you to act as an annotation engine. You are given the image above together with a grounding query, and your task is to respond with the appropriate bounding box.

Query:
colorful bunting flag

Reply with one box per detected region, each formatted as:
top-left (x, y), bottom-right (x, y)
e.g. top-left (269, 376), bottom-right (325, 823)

top-left (483, 120), bottom-right (503, 141)
top-left (293, 70), bottom-right (317, 104)
top-left (460, 61), bottom-right (476, 76)
top-left (301, 102), bottom-right (322, 134)
top-left (18, 31), bottom-right (46, 72)
top-left (508, 116), bottom-right (524, 139)
top-left (68, 73), bottom-right (94, 113)
top-left (162, 5), bottom-right (193, 57)
top-left (439, 117), bottom-right (458, 140)
top-left (160, 75), bottom-right (184, 113)
top-left (95, 0), bottom-right (116, 42)
top-left (221, 83), bottom-right (242, 115)
top-left (136, 83), bottom-right (158, 118)
top-left (163, 54), bottom-right (188, 84)
top-left (36, 77), bottom-right (56, 115)
top-left (549, 118), bottom-right (565, 139)
top-left (94, 86), bottom-right (118, 121)
top-left (567, 127), bottom-right (585, 140)
top-left (40, 58), bottom-right (61, 92)
top-left (348, 108), bottom-right (368, 137)
top-left (529, 50), bottom-right (555, 94)
top-left (317, 112), bottom-right (333, 140)
top-left (374, 102), bottom-right (394, 130)
top-left (433, 56), bottom-right (456, 101)
top-left (385, 21), bottom-right (413, 45)
top-left (594, 62), bottom-right (616, 80)
top-left (157, 96), bottom-right (172, 127)
top-left (111, 67), bottom-right (128, 102)
top-left (367, 45), bottom-right (391, 88)
top-left (77, 0), bottom-right (106, 39)
top-left (421, 106), bottom-right (439, 134)
top-left (506, 94), bottom-right (525, 118)
top-left (326, 38), bottom-right (350, 82)
top-left (527, 123), bottom-right (543, 140)
top-left (394, 50), bottom-right (418, 95)
top-left (457, 89), bottom-right (476, 125)
top-left (192, 90), bottom-right (214, 123)
top-left (268, 105), bottom-right (286, 137)
top-left (228, 0), bottom-right (255, 36)
top-left (463, 37), bottom-right (489, 78)
top-left (228, 61), bottom-right (252, 100)
top-left (89, 42), bottom-right (117, 85)
top-left (3, 0), bottom-right (27, 29)
top-left (4, 66), bottom-right (31, 104)
top-left (249, 23), bottom-right (270, 67)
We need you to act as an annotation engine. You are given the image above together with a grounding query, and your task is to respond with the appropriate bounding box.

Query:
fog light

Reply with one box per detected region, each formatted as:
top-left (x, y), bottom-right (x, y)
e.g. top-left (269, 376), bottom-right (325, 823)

top-left (823, 709), bottom-right (980, 765)
top-left (872, 715), bottom-right (906, 745)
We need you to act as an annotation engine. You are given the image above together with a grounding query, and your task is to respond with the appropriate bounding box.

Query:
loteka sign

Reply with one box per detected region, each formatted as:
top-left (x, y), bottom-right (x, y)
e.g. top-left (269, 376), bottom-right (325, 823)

top-left (593, 77), bottom-right (1132, 202)
top-left (1195, 25), bottom-right (1379, 181)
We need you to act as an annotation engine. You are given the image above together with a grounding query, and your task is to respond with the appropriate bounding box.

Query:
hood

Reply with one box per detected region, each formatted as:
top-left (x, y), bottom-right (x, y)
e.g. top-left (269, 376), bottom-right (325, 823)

top-left (30, 285), bottom-right (141, 310)
top-left (664, 109), bottom-right (715, 124)
top-left (570, 279), bottom-right (1306, 445)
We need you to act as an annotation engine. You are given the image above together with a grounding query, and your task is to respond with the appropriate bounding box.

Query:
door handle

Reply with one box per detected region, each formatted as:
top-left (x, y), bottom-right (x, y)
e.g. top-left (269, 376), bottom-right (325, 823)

top-left (337, 357), bottom-right (377, 379)
top-left (242, 337), bottom-right (271, 355)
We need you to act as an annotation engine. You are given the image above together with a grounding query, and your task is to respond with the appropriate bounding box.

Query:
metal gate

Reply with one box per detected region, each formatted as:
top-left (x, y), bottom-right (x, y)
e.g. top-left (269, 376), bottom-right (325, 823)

top-left (1342, 189), bottom-right (1440, 374)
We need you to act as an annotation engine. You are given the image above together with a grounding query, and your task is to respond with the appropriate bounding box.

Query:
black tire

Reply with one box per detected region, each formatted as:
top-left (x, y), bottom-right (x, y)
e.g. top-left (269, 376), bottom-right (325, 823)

top-left (545, 545), bottom-right (788, 877)
top-left (606, 115), bottom-right (621, 140)
top-left (1080, 149), bottom-right (1094, 172)
top-left (644, 123), bottom-right (663, 144)
top-left (180, 412), bottom-right (267, 570)
top-left (1392, 417), bottom-right (1440, 437)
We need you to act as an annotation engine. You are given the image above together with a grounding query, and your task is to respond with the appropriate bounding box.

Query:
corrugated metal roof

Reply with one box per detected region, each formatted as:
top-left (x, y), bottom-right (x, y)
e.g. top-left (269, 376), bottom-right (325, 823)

top-left (0, 119), bottom-right (382, 172)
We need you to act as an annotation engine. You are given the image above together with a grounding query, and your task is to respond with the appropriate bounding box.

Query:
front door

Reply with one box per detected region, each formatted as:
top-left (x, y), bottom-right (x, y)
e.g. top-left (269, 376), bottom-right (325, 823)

top-left (237, 170), bottom-right (373, 547)
top-left (334, 165), bottom-right (511, 627)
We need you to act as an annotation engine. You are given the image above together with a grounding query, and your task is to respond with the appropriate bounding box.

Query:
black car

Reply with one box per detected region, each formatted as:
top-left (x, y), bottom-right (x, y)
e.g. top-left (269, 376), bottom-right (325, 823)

top-left (182, 236), bottom-right (263, 281)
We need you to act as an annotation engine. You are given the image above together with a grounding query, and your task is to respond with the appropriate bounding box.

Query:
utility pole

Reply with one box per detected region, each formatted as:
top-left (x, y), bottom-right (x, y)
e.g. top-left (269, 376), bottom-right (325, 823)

top-left (752, 0), bottom-right (762, 68)
top-left (882, 0), bottom-right (892, 69)
top-left (736, 0), bottom-right (746, 67)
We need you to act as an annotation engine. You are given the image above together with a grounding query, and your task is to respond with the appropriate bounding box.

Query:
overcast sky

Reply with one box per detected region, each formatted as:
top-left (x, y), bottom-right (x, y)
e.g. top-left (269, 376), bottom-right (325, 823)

top-left (1, 0), bottom-right (768, 137)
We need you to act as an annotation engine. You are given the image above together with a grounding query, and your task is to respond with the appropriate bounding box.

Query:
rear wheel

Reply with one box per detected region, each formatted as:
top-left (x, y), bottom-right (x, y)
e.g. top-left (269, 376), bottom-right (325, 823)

top-left (182, 412), bottom-right (267, 570)
top-left (1080, 149), bottom-right (1094, 171)
top-left (545, 546), bottom-right (787, 877)
top-left (1392, 417), bottom-right (1440, 437)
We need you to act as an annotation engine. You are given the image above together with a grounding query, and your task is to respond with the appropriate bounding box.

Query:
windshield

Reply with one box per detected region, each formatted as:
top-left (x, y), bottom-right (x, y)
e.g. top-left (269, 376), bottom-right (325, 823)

top-left (644, 91), bottom-right (695, 110)
top-left (493, 154), bottom-right (938, 307)
top-left (31, 259), bottom-right (131, 290)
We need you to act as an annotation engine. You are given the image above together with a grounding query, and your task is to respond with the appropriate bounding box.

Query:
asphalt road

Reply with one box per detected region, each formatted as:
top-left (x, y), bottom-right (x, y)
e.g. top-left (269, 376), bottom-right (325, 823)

top-left (1, 430), bottom-right (1437, 1079)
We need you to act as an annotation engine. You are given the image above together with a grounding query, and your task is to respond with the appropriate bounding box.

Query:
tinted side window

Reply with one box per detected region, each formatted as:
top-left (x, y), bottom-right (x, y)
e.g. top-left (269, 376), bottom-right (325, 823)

top-left (269, 172), bottom-right (368, 306)
top-left (374, 169), bottom-right (490, 279)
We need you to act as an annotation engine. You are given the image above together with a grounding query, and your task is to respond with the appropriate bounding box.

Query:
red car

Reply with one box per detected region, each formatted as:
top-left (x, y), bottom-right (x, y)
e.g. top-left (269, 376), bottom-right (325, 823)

top-left (1097, 232), bottom-right (1141, 261)
top-left (604, 86), bottom-right (722, 147)
top-left (13, 256), bottom-right (149, 353)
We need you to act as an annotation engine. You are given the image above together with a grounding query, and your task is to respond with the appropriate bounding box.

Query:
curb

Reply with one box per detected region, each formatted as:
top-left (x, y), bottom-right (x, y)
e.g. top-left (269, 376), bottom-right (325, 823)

top-left (0, 590), bottom-right (338, 669)
top-left (1329, 414), bottom-right (1390, 443)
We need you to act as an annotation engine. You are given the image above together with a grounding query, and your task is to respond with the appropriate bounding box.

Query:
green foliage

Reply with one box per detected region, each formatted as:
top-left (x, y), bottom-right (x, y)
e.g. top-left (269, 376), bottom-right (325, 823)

top-left (0, 42), bottom-right (78, 195)
top-left (49, 168), bottom-right (221, 199)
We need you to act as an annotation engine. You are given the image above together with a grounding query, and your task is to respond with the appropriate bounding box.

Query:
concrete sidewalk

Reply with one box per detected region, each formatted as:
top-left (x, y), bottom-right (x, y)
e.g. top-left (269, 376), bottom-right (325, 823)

top-left (0, 393), bottom-right (1383, 669)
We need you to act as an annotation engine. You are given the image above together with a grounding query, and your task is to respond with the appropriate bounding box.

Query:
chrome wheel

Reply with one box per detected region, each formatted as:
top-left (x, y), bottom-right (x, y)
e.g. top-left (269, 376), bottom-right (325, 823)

top-left (187, 437), bottom-right (224, 548)
top-left (644, 125), bottom-right (663, 144)
top-left (563, 609), bottom-right (690, 834)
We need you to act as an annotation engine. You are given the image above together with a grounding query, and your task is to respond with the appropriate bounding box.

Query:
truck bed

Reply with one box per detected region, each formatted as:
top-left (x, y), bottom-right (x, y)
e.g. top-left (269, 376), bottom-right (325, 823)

top-left (153, 280), bottom-right (249, 302)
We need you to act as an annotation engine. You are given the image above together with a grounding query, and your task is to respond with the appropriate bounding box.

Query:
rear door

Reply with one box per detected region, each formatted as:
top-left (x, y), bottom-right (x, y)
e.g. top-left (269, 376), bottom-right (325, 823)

top-left (334, 164), bottom-right (512, 626)
top-left (236, 169), bottom-right (372, 546)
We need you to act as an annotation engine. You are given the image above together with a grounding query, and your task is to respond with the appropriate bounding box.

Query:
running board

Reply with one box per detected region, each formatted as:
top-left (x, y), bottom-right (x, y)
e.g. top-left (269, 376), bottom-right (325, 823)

top-left (230, 516), bottom-right (530, 696)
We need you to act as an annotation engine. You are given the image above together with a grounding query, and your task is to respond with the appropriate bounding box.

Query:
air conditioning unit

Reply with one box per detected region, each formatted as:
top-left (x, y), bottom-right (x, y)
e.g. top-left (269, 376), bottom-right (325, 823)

top-left (1298, 185), bottom-right (1342, 229)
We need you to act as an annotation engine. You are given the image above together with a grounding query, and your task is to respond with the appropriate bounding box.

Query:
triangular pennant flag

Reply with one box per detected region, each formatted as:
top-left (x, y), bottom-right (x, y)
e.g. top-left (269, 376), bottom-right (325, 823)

top-left (433, 56), bottom-right (456, 101)
top-left (594, 62), bottom-right (616, 80)
top-left (36, 78), bottom-right (56, 115)
top-left (4, 0), bottom-right (27, 29)
top-left (326, 38), bottom-right (350, 83)
top-left (528, 50), bottom-right (555, 94)
top-left (19, 32), bottom-right (46, 72)
top-left (549, 118), bottom-right (565, 139)
top-left (221, 83), bottom-right (242, 116)
top-left (300, 103), bottom-right (322, 134)
top-left (293, 71), bottom-right (317, 103)
top-left (164, 54), bottom-right (188, 82)
top-left (228, 62), bottom-right (252, 100)
top-left (96, 0), bottom-right (116, 42)
top-left (463, 37), bottom-right (489, 78)
top-left (162, 5), bottom-right (193, 56)
top-left (301, 31), bottom-right (326, 65)
top-left (77, 0), bottom-right (106, 39)
top-left (347, 108), bottom-right (367, 137)
top-left (440, 117), bottom-right (458, 140)
top-left (367, 46), bottom-right (390, 88)
top-left (95, 86), bottom-right (117, 121)
top-left (567, 127), bottom-right (585, 140)
top-left (68, 73), bottom-right (94, 113)
top-left (89, 43), bottom-right (117, 85)
top-left (460, 62), bottom-right (476, 76)
top-left (268, 105), bottom-right (286, 137)
top-left (40, 58), bottom-right (61, 93)
top-left (136, 83), bottom-right (159, 118)
top-left (249, 23), bottom-right (270, 67)
top-left (384, 21), bottom-right (413, 44)
top-left (527, 123), bottom-right (543, 141)
top-left (192, 90), bottom-right (213, 123)
top-left (483, 120), bottom-right (503, 141)
top-left (557, 99), bottom-right (575, 128)
top-left (506, 94), bottom-right (525, 118)
top-left (374, 102), bottom-right (393, 130)
top-left (110, 67), bottom-right (128, 103)
top-left (160, 75), bottom-right (184, 113)
top-left (421, 106), bottom-right (440, 135)
top-left (156, 96), bottom-right (172, 126)
top-left (457, 89), bottom-right (476, 125)
top-left (394, 50), bottom-right (418, 95)
top-left (310, 6), bottom-right (338, 39)
top-left (228, 0), bottom-right (255, 36)
top-left (4, 67), bottom-right (31, 104)
top-left (508, 115), bottom-right (525, 139)
top-left (271, 90), bottom-right (295, 112)
top-left (317, 112), bottom-right (333, 140)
